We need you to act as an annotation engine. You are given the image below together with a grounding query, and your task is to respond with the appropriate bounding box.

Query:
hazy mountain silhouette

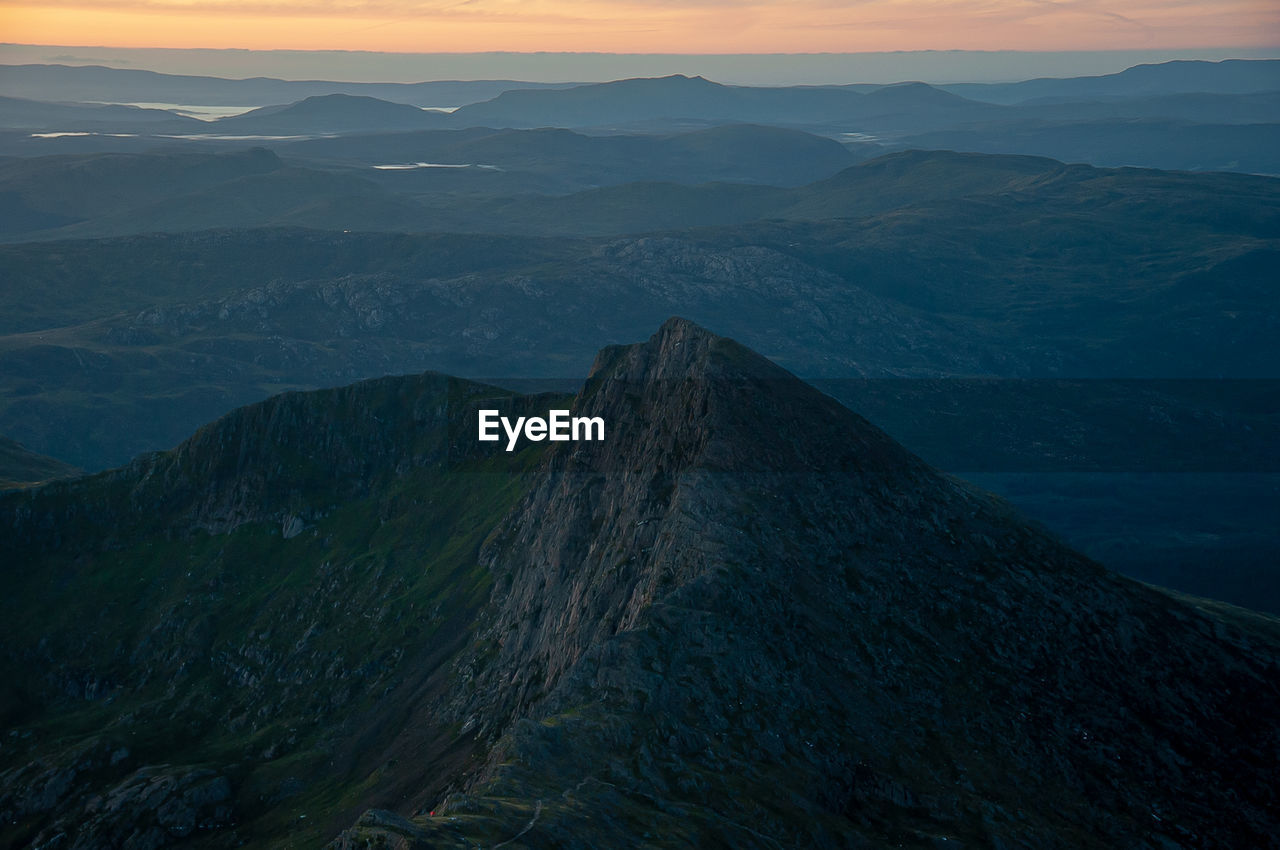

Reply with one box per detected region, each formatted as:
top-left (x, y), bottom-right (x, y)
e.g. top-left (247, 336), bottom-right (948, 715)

top-left (0, 95), bottom-right (200, 131)
top-left (447, 73), bottom-right (1005, 131)
top-left (281, 124), bottom-right (861, 191)
top-left (213, 94), bottom-right (452, 134)
top-left (0, 63), bottom-right (574, 108)
top-left (945, 58), bottom-right (1280, 104)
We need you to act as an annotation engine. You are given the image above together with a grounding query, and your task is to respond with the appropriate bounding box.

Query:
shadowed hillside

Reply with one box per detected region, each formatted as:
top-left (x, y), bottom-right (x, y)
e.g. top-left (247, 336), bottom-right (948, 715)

top-left (3, 320), bottom-right (1277, 849)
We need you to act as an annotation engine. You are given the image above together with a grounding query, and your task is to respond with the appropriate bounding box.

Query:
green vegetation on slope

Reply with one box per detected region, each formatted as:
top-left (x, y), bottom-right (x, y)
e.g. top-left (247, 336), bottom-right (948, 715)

top-left (0, 435), bottom-right (81, 489)
top-left (0, 376), bottom-right (557, 847)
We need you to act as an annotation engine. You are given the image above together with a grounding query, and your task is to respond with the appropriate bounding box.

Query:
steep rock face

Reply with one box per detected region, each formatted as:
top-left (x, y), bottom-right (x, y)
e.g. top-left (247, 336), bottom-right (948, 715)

top-left (343, 318), bottom-right (1280, 849)
top-left (461, 316), bottom-right (945, 728)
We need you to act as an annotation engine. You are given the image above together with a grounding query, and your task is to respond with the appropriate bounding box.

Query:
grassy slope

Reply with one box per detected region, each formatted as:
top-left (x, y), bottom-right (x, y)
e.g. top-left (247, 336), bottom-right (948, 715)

top-left (0, 443), bottom-right (545, 847)
top-left (0, 435), bottom-right (81, 488)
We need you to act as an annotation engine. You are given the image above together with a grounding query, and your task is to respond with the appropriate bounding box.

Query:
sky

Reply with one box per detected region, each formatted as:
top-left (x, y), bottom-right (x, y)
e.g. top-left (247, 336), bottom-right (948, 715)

top-left (2, 0), bottom-right (1278, 56)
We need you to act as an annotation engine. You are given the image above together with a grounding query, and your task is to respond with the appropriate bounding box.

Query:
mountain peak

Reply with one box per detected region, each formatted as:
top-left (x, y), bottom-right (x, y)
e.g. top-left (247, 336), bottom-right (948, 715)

top-left (416, 321), bottom-right (1280, 847)
top-left (588, 314), bottom-right (790, 383)
top-left (5, 321), bottom-right (1280, 849)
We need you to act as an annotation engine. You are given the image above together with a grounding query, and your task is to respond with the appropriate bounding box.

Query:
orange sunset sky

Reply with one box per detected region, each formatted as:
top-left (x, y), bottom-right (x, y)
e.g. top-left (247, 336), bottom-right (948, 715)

top-left (3, 0), bottom-right (1278, 54)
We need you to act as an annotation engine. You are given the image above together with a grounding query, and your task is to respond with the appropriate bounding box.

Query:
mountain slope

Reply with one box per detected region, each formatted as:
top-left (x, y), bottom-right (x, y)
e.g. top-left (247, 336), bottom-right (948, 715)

top-left (945, 59), bottom-right (1280, 104)
top-left (0, 95), bottom-right (199, 131)
top-left (214, 94), bottom-right (451, 134)
top-left (2, 151), bottom-right (1277, 472)
top-left (3, 319), bottom-right (1278, 849)
top-left (448, 74), bottom-right (1000, 131)
top-left (334, 317), bottom-right (1280, 848)
top-left (0, 148), bottom-right (434, 240)
top-left (0, 64), bottom-right (572, 108)
top-left (904, 119), bottom-right (1280, 175)
top-left (283, 124), bottom-right (860, 192)
top-left (0, 371), bottom-right (564, 847)
top-left (0, 435), bottom-right (81, 489)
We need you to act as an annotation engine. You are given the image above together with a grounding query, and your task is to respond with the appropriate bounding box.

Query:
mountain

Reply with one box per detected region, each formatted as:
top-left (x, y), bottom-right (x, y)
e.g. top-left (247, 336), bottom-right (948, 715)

top-left (3, 319), bottom-right (1277, 848)
top-left (903, 119), bottom-right (1280, 175)
top-left (0, 64), bottom-right (573, 108)
top-left (12, 143), bottom-right (1277, 246)
top-left (0, 147), bottom-right (286, 235)
top-left (945, 59), bottom-right (1280, 104)
top-left (282, 124), bottom-right (861, 191)
top-left (1014, 91), bottom-right (1280, 124)
top-left (450, 74), bottom-right (754, 127)
top-left (448, 74), bottom-right (1002, 132)
top-left (0, 368), bottom-right (560, 847)
top-left (0, 148), bottom-right (431, 239)
top-left (0, 435), bottom-right (81, 489)
top-left (212, 94), bottom-right (451, 135)
top-left (1, 150), bottom-right (1276, 472)
top-left (0, 95), bottom-right (199, 131)
top-left (5, 66), bottom-right (1276, 175)
top-left (0, 126), bottom-right (862, 241)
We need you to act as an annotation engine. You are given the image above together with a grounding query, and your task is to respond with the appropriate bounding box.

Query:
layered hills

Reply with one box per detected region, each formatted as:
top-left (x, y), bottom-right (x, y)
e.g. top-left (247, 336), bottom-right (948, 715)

top-left (0, 125), bottom-right (862, 240)
top-left (943, 59), bottom-right (1280, 104)
top-left (2, 319), bottom-right (1277, 848)
top-left (4, 59), bottom-right (1275, 111)
top-left (0, 64), bottom-right (575, 109)
top-left (0, 435), bottom-right (80, 489)
top-left (3, 61), bottom-right (1276, 173)
top-left (1, 150), bottom-right (1275, 475)
top-left (213, 94), bottom-right (451, 135)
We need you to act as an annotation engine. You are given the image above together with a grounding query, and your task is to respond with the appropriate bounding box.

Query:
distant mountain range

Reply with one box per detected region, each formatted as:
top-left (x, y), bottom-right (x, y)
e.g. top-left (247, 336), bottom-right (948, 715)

top-left (0, 63), bottom-right (575, 107)
top-left (0, 94), bottom-right (201, 131)
top-left (4, 58), bottom-right (1274, 110)
top-left (0, 129), bottom-right (863, 240)
top-left (444, 74), bottom-right (1003, 132)
top-left (4, 145), bottom-right (1277, 245)
top-left (1, 148), bottom-right (1275, 473)
top-left (3, 319), bottom-right (1277, 848)
top-left (943, 58), bottom-right (1280, 103)
top-left (2, 61), bottom-right (1276, 175)
top-left (214, 94), bottom-right (451, 134)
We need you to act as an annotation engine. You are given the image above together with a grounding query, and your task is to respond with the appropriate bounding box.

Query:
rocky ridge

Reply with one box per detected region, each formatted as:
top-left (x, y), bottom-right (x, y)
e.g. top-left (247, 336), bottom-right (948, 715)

top-left (337, 318), bottom-right (1280, 849)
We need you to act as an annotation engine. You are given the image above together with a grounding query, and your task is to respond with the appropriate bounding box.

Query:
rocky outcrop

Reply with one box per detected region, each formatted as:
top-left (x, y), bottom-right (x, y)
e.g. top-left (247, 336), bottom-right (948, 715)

top-left (0, 738), bottom-right (233, 850)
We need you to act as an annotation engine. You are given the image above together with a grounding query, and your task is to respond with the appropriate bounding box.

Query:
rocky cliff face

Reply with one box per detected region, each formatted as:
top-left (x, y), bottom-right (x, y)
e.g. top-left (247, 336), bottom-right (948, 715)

top-left (3, 319), bottom-right (1278, 850)
top-left (345, 319), bottom-right (1280, 849)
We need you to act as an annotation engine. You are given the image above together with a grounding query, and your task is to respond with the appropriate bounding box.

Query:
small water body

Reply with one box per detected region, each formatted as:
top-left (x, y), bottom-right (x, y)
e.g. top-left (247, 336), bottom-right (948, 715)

top-left (371, 162), bottom-right (501, 170)
top-left (29, 131), bottom-right (139, 138)
top-left (159, 133), bottom-right (336, 141)
top-left (86, 102), bottom-right (260, 120)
